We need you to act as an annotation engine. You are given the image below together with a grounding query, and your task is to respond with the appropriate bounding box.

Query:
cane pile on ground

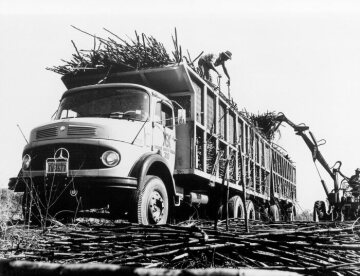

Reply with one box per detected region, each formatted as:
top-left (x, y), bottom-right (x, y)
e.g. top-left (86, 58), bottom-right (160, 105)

top-left (1, 220), bottom-right (360, 275)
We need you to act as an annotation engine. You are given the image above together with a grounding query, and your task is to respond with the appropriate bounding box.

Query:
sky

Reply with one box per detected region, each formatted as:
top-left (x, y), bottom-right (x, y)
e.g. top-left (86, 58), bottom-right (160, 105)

top-left (1, 0), bottom-right (360, 211)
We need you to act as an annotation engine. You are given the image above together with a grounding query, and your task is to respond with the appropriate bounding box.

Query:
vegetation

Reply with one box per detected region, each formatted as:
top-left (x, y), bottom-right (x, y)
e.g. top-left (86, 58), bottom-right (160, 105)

top-left (0, 189), bottom-right (22, 227)
top-left (46, 27), bottom-right (199, 76)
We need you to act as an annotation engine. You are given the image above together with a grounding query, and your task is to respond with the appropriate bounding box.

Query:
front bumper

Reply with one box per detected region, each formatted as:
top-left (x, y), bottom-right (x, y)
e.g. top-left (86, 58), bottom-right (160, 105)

top-left (8, 175), bottom-right (138, 192)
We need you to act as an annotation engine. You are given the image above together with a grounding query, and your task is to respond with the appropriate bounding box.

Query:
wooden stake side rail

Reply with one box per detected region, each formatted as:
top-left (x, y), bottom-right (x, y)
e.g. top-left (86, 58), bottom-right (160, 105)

top-left (178, 65), bottom-right (297, 203)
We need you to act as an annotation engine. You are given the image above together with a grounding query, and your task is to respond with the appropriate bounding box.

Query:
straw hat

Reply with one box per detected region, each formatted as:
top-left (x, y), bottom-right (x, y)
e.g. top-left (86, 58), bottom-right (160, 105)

top-left (223, 51), bottom-right (232, 59)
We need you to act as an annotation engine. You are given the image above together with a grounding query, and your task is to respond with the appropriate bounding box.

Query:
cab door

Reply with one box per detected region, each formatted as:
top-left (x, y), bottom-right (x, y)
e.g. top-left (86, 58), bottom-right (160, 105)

top-left (152, 100), bottom-right (176, 171)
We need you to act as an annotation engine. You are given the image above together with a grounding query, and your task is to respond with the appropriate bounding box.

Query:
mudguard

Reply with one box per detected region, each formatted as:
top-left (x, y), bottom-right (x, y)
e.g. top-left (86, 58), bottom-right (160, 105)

top-left (129, 153), bottom-right (178, 205)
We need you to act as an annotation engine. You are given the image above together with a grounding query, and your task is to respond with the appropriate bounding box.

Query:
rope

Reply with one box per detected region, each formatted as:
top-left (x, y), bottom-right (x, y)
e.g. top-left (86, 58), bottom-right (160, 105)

top-left (294, 201), bottom-right (312, 221)
top-left (314, 161), bottom-right (324, 182)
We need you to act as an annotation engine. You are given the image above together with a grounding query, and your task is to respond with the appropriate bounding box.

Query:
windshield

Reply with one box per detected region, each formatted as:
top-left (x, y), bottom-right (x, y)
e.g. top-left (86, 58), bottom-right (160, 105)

top-left (56, 88), bottom-right (150, 121)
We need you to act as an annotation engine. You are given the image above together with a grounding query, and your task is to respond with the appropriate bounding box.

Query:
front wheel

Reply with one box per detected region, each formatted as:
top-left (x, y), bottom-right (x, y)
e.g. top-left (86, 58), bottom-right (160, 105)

top-left (136, 175), bottom-right (169, 225)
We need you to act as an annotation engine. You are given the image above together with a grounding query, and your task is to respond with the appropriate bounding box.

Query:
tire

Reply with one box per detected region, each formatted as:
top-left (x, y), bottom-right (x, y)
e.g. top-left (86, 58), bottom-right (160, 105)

top-left (269, 204), bottom-right (280, 222)
top-left (228, 195), bottom-right (245, 219)
top-left (313, 206), bottom-right (319, 222)
top-left (285, 205), bottom-right (295, 222)
top-left (313, 200), bottom-right (326, 221)
top-left (217, 204), bottom-right (225, 220)
top-left (136, 175), bottom-right (169, 225)
top-left (246, 200), bottom-right (256, 220)
top-left (287, 207), bottom-right (295, 222)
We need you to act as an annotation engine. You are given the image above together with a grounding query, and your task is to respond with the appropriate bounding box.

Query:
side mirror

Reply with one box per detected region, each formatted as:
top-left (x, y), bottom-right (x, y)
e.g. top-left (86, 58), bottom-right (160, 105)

top-left (177, 109), bottom-right (186, 124)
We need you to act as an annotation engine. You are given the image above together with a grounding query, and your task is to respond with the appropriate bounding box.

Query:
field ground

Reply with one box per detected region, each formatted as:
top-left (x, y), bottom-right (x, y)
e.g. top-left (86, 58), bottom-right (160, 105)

top-left (0, 189), bottom-right (359, 276)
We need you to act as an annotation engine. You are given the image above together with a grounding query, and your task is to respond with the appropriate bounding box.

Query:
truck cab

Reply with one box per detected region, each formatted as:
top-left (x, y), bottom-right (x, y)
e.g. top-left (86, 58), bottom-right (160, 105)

top-left (10, 83), bottom-right (179, 224)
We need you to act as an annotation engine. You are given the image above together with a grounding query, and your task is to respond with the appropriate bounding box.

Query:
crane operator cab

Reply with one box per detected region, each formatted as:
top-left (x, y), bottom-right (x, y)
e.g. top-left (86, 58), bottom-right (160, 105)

top-left (348, 168), bottom-right (360, 198)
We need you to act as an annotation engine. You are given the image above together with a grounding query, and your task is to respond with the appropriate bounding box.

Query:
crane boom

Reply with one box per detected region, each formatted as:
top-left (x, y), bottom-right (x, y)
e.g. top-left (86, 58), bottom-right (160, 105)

top-left (274, 113), bottom-right (360, 221)
top-left (274, 113), bottom-right (338, 197)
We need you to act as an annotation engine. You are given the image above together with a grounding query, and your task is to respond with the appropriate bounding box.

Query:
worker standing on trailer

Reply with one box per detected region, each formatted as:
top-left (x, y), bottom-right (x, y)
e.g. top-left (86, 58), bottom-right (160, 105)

top-left (198, 51), bottom-right (232, 85)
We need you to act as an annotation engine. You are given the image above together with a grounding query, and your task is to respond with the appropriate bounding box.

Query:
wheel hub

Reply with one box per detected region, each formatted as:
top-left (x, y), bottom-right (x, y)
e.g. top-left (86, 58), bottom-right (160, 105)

top-left (148, 191), bottom-right (164, 223)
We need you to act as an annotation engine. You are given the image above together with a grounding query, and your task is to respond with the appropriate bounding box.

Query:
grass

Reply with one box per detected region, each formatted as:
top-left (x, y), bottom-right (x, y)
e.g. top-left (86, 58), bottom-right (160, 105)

top-left (0, 189), bottom-right (22, 227)
top-left (0, 189), bottom-right (43, 259)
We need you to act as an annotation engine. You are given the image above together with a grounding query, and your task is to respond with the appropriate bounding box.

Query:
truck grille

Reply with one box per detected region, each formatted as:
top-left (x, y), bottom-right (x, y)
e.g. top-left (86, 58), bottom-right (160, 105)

top-left (67, 125), bottom-right (96, 136)
top-left (23, 143), bottom-right (107, 170)
top-left (36, 127), bottom-right (58, 139)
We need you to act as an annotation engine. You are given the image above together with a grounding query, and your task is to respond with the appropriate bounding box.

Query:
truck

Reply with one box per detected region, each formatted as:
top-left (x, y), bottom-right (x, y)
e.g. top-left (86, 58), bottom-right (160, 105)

top-left (9, 63), bottom-right (297, 224)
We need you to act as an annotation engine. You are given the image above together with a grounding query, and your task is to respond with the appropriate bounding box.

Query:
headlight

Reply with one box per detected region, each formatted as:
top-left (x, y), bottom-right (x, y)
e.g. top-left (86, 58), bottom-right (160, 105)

top-left (101, 151), bottom-right (120, 167)
top-left (22, 154), bottom-right (31, 170)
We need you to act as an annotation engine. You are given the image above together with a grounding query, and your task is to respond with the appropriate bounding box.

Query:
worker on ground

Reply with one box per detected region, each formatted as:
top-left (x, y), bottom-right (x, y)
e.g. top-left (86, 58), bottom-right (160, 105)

top-left (348, 168), bottom-right (360, 197)
top-left (198, 51), bottom-right (232, 85)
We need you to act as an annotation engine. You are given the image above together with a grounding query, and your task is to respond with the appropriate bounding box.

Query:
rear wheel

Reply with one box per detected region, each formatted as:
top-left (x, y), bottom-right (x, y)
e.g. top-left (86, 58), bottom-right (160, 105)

top-left (285, 205), bottom-right (295, 221)
top-left (136, 175), bottom-right (169, 225)
top-left (228, 195), bottom-right (245, 219)
top-left (246, 200), bottom-right (256, 220)
top-left (313, 200), bottom-right (326, 221)
top-left (288, 206), bottom-right (295, 221)
top-left (270, 204), bottom-right (280, 221)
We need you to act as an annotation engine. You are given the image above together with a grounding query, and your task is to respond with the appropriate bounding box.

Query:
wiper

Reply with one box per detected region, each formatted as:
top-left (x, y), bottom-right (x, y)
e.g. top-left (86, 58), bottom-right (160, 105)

top-left (109, 110), bottom-right (139, 120)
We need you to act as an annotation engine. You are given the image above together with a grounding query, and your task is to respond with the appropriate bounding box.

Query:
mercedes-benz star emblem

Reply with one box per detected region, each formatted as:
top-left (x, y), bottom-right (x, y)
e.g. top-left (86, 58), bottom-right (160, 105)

top-left (54, 148), bottom-right (70, 159)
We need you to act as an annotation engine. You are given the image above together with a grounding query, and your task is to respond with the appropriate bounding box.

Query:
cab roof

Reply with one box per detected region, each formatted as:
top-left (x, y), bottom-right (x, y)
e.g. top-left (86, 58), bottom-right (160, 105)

top-left (61, 64), bottom-right (191, 95)
top-left (61, 83), bottom-right (172, 106)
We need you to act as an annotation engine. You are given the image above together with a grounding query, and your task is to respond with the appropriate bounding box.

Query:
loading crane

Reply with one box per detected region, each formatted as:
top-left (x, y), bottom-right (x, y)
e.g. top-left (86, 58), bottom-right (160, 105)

top-left (274, 113), bottom-right (360, 221)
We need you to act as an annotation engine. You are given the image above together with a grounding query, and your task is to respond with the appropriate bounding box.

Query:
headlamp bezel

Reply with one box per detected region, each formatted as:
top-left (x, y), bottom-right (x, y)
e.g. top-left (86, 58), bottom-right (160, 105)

top-left (101, 150), bottom-right (120, 167)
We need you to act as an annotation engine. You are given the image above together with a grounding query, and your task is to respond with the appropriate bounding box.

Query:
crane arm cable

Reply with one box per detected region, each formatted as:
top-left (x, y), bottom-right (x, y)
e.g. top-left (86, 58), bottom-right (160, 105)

top-left (314, 161), bottom-right (324, 181)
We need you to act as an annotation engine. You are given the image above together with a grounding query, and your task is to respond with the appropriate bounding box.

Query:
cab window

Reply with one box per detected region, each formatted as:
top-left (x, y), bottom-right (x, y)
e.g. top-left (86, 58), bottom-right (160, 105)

top-left (155, 102), bottom-right (173, 129)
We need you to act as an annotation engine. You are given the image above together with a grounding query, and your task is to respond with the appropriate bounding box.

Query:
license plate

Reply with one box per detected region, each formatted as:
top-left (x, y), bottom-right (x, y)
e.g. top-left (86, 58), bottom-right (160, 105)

top-left (46, 160), bottom-right (68, 175)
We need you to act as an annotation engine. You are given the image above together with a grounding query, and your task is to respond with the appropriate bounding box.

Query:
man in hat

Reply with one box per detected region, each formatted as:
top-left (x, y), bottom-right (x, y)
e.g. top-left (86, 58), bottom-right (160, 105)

top-left (348, 168), bottom-right (360, 197)
top-left (198, 51), bottom-right (232, 85)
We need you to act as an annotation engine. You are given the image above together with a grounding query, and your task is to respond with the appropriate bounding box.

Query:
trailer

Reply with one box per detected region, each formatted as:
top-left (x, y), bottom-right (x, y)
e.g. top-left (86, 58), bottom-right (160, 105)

top-left (9, 63), bottom-right (296, 224)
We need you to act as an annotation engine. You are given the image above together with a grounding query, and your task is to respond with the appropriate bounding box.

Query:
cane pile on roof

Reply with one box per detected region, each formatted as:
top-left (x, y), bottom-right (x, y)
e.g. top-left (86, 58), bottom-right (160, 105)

top-left (46, 26), bottom-right (201, 76)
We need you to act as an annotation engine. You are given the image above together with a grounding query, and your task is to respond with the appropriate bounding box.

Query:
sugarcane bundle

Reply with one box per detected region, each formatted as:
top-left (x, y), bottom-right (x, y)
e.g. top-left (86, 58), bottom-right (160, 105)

top-left (206, 137), bottom-right (217, 175)
top-left (249, 111), bottom-right (280, 141)
top-left (47, 28), bottom-right (171, 75)
top-left (228, 159), bottom-right (236, 182)
top-left (47, 27), bottom-right (205, 78)
top-left (240, 110), bottom-right (281, 141)
top-left (196, 135), bottom-right (204, 170)
top-left (218, 144), bottom-right (227, 178)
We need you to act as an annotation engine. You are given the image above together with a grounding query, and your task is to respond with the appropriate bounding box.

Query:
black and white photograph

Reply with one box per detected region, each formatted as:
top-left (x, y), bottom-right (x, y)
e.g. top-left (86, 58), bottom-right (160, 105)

top-left (1, 0), bottom-right (360, 275)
